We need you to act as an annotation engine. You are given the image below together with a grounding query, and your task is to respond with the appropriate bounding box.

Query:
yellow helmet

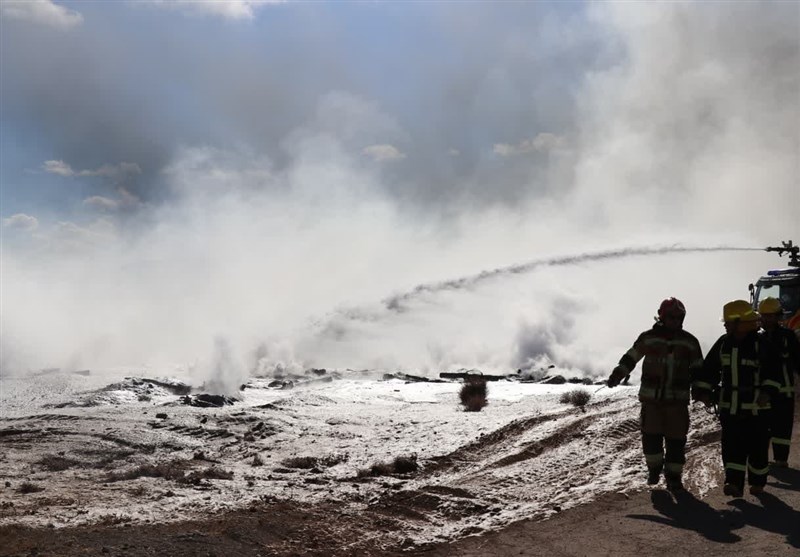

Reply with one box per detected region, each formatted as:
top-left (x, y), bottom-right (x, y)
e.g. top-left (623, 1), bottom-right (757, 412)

top-left (758, 297), bottom-right (782, 315)
top-left (722, 299), bottom-right (759, 322)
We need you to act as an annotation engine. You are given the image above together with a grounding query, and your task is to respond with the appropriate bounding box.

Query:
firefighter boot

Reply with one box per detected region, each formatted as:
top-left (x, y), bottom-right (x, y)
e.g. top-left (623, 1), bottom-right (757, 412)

top-left (665, 474), bottom-right (684, 493)
top-left (723, 483), bottom-right (743, 498)
top-left (647, 467), bottom-right (661, 485)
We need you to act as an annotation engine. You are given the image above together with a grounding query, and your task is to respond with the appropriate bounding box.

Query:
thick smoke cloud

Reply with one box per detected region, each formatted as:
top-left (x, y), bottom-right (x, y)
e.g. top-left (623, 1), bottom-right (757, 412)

top-left (1, 2), bottom-right (592, 210)
top-left (1, 2), bottom-right (798, 387)
top-left (569, 3), bottom-right (799, 237)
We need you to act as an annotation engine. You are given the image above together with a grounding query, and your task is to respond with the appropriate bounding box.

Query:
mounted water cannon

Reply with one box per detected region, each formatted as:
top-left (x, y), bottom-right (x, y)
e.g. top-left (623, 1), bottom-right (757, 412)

top-left (765, 239), bottom-right (800, 267)
top-left (750, 240), bottom-right (800, 333)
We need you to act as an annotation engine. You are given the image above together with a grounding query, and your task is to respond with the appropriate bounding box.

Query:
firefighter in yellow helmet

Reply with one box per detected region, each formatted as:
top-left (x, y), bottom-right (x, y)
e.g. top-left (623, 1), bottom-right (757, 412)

top-left (758, 297), bottom-right (800, 467)
top-left (606, 298), bottom-right (704, 493)
top-left (695, 300), bottom-right (782, 498)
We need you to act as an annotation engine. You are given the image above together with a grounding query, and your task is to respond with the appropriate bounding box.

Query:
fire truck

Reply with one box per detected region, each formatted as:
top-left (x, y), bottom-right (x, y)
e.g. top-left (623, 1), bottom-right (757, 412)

top-left (750, 240), bottom-right (800, 332)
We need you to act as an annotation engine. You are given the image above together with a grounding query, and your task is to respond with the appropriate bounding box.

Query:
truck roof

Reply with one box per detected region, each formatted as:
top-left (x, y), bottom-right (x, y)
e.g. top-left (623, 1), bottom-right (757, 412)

top-left (764, 268), bottom-right (800, 277)
top-left (757, 269), bottom-right (800, 286)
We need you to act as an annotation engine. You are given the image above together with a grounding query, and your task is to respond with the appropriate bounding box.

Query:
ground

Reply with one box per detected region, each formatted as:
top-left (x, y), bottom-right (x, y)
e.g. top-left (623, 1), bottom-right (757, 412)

top-left (0, 372), bottom-right (798, 556)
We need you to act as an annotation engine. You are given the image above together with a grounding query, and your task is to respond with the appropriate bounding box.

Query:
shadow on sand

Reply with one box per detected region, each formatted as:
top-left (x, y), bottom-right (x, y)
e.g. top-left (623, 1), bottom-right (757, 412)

top-left (768, 466), bottom-right (800, 493)
top-left (728, 491), bottom-right (800, 548)
top-left (626, 489), bottom-right (741, 543)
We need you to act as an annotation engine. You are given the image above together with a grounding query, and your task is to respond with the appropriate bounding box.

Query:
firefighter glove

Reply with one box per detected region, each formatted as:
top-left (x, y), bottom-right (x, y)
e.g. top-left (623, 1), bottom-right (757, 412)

top-left (756, 391), bottom-right (770, 408)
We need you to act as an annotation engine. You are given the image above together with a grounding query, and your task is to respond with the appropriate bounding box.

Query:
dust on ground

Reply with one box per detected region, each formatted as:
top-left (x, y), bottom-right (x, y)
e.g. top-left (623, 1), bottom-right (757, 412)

top-left (0, 372), bottom-right (798, 556)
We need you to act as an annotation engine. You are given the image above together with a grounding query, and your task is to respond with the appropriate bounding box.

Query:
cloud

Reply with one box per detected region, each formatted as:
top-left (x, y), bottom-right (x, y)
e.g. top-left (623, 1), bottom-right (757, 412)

top-left (83, 188), bottom-right (142, 212)
top-left (43, 160), bottom-right (142, 181)
top-left (492, 133), bottom-right (567, 157)
top-left (84, 162), bottom-right (142, 178)
top-left (82, 196), bottom-right (119, 212)
top-left (142, 0), bottom-right (284, 20)
top-left (53, 218), bottom-right (118, 249)
top-left (1, 0), bottom-right (83, 29)
top-left (42, 159), bottom-right (74, 176)
top-left (362, 144), bottom-right (407, 162)
top-left (162, 145), bottom-right (275, 198)
top-left (3, 213), bottom-right (39, 231)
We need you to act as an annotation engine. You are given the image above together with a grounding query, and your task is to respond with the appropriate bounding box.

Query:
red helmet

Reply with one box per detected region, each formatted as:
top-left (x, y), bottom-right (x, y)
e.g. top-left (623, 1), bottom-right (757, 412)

top-left (658, 297), bottom-right (686, 319)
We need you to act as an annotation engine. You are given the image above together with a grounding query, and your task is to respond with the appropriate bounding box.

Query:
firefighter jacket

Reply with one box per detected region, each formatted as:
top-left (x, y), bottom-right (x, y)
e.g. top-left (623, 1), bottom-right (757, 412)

top-left (787, 310), bottom-right (800, 336)
top-left (761, 326), bottom-right (800, 398)
top-left (610, 324), bottom-right (704, 404)
top-left (698, 330), bottom-right (782, 416)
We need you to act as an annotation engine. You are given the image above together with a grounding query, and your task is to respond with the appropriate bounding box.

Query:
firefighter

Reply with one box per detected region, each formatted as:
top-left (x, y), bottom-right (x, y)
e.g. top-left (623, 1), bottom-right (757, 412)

top-left (695, 300), bottom-right (782, 498)
top-left (788, 310), bottom-right (800, 340)
top-left (758, 297), bottom-right (800, 467)
top-left (606, 297), bottom-right (704, 492)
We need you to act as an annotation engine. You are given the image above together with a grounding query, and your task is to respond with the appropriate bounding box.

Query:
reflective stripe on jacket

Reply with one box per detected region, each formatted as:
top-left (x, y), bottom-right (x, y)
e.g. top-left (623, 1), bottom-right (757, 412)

top-left (700, 331), bottom-right (782, 416)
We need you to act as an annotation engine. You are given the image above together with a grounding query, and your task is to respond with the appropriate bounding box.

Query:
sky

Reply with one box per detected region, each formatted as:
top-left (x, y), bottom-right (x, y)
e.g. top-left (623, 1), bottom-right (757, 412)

top-left (1, 1), bottom-right (799, 386)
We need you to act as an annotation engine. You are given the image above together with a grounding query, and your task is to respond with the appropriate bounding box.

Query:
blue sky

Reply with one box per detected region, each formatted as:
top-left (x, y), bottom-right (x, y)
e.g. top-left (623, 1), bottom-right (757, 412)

top-left (1, 1), bottom-right (607, 219)
top-left (1, 1), bottom-right (798, 376)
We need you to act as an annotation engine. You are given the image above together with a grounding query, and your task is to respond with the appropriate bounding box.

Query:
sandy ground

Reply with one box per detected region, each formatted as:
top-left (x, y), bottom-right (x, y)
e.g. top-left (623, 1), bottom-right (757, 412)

top-left (425, 398), bottom-right (800, 557)
top-left (0, 379), bottom-right (797, 557)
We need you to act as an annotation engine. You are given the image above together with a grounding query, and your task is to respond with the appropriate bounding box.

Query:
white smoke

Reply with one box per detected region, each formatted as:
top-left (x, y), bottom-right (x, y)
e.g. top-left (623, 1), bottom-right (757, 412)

top-left (1, 3), bottom-right (797, 386)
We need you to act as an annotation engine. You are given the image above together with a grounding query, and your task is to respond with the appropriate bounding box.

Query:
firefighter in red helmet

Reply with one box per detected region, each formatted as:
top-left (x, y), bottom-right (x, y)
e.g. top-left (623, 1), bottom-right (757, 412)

top-left (607, 297), bottom-right (705, 492)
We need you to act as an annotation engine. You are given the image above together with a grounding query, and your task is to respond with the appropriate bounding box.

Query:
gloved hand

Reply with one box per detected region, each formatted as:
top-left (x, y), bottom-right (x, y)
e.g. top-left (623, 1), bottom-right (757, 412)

top-left (607, 372), bottom-right (621, 388)
top-left (756, 391), bottom-right (770, 408)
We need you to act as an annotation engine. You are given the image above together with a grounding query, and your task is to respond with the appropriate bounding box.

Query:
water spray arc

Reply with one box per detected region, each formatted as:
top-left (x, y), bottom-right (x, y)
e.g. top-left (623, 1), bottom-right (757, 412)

top-left (298, 243), bottom-right (765, 377)
top-left (382, 244), bottom-right (761, 313)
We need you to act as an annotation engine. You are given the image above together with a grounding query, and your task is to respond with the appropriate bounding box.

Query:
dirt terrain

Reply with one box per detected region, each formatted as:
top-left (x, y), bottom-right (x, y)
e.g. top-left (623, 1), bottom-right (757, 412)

top-left (429, 399), bottom-right (800, 557)
top-left (0, 377), bottom-right (798, 556)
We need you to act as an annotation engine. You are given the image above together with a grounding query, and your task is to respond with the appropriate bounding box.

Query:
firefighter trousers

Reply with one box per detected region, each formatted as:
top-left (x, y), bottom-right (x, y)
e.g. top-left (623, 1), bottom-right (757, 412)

top-left (770, 395), bottom-right (795, 463)
top-left (720, 412), bottom-right (770, 489)
top-left (640, 402), bottom-right (689, 480)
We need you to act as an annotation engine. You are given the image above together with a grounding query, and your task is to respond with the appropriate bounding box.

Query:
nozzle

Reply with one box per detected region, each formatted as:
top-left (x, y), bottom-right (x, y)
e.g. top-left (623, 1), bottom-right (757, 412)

top-left (764, 240), bottom-right (799, 267)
